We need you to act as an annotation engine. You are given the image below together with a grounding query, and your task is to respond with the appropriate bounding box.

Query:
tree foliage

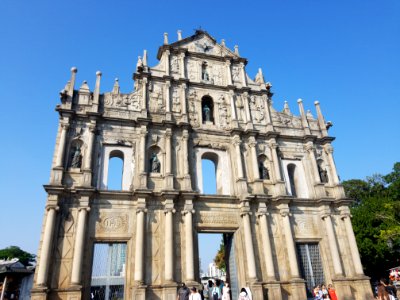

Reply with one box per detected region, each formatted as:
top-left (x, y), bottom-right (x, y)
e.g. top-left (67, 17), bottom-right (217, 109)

top-left (343, 162), bottom-right (400, 280)
top-left (214, 237), bottom-right (226, 273)
top-left (0, 246), bottom-right (36, 266)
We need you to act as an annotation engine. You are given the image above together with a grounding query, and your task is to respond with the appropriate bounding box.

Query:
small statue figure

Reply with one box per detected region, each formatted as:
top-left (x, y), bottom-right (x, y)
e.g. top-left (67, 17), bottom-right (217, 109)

top-left (203, 104), bottom-right (211, 122)
top-left (201, 63), bottom-right (209, 81)
top-left (136, 56), bottom-right (144, 72)
top-left (150, 153), bottom-right (161, 173)
top-left (259, 162), bottom-right (270, 180)
top-left (70, 145), bottom-right (82, 168)
top-left (318, 164), bottom-right (329, 183)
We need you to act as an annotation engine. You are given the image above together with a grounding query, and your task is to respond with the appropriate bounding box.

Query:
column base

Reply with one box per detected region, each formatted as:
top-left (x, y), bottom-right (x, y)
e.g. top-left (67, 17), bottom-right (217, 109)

top-left (51, 167), bottom-right (64, 185)
top-left (139, 173), bottom-right (147, 189)
top-left (164, 174), bottom-right (174, 189)
top-left (31, 287), bottom-right (48, 300)
top-left (314, 183), bottom-right (326, 198)
top-left (236, 178), bottom-right (248, 197)
top-left (82, 169), bottom-right (92, 187)
top-left (162, 282), bottom-right (178, 300)
top-left (182, 175), bottom-right (192, 191)
top-left (289, 279), bottom-right (307, 299)
top-left (333, 278), bottom-right (374, 300)
top-left (263, 282), bottom-right (283, 300)
top-left (248, 281), bottom-right (263, 299)
top-left (131, 284), bottom-right (147, 300)
top-left (252, 180), bottom-right (264, 194)
top-left (272, 181), bottom-right (287, 197)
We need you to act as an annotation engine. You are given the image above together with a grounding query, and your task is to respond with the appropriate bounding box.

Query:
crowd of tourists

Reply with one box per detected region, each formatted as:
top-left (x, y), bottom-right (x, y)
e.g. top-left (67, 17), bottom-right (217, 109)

top-left (177, 280), bottom-right (252, 300)
top-left (312, 283), bottom-right (338, 300)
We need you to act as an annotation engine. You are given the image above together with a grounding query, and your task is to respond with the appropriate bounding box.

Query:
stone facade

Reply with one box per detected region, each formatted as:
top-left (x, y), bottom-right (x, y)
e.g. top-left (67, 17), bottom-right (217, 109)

top-left (31, 30), bottom-right (374, 300)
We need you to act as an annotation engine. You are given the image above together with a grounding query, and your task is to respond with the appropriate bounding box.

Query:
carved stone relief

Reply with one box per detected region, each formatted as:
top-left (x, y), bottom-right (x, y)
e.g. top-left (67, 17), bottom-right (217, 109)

top-left (172, 87), bottom-right (181, 113)
top-left (236, 94), bottom-right (246, 122)
top-left (96, 212), bottom-right (129, 234)
top-left (249, 95), bottom-right (265, 124)
top-left (170, 56), bottom-right (180, 74)
top-left (218, 94), bottom-right (230, 130)
top-left (197, 211), bottom-right (239, 227)
top-left (149, 84), bottom-right (164, 112)
top-left (188, 90), bottom-right (200, 127)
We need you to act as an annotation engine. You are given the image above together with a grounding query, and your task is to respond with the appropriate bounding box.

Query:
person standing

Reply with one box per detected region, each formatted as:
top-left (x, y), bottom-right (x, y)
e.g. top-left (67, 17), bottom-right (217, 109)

top-left (237, 288), bottom-right (250, 300)
top-left (212, 282), bottom-right (221, 300)
top-left (189, 287), bottom-right (202, 300)
top-left (327, 284), bottom-right (338, 300)
top-left (377, 279), bottom-right (390, 300)
top-left (177, 283), bottom-right (191, 300)
top-left (222, 282), bottom-right (231, 300)
top-left (321, 284), bottom-right (330, 299)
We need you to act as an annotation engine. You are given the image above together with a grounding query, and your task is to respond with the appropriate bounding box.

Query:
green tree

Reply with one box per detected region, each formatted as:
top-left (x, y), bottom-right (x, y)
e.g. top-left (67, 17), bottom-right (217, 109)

top-left (343, 162), bottom-right (400, 280)
top-left (214, 238), bottom-right (226, 273)
top-left (0, 246), bottom-right (36, 266)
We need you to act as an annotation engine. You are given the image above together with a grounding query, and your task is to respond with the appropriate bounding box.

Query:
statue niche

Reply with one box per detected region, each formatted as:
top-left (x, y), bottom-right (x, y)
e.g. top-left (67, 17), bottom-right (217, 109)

top-left (318, 160), bottom-right (329, 183)
top-left (258, 155), bottom-right (270, 180)
top-left (69, 141), bottom-right (83, 169)
top-left (201, 95), bottom-right (214, 124)
top-left (149, 152), bottom-right (161, 173)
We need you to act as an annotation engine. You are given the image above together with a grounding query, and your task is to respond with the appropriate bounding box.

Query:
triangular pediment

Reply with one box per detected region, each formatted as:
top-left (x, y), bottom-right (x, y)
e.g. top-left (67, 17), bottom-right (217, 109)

top-left (158, 30), bottom-right (239, 59)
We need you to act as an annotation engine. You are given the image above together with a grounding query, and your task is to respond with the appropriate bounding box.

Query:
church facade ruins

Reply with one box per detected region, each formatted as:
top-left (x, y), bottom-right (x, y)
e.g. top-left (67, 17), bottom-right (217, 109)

top-left (31, 30), bottom-right (374, 300)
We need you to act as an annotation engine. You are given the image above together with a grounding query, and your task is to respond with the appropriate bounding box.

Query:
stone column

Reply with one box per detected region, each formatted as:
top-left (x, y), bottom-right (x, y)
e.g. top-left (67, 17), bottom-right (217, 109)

top-left (165, 81), bottom-right (171, 121)
top-left (269, 140), bottom-right (282, 181)
top-left (141, 78), bottom-right (148, 111)
top-left (180, 83), bottom-right (188, 120)
top-left (70, 206), bottom-right (90, 285)
top-left (139, 126), bottom-right (147, 188)
top-left (322, 212), bottom-right (343, 277)
top-left (165, 50), bottom-right (170, 76)
top-left (240, 62), bottom-right (247, 87)
top-left (36, 204), bottom-right (59, 286)
top-left (55, 122), bottom-right (69, 167)
top-left (134, 199), bottom-right (147, 283)
top-left (341, 210), bottom-right (364, 275)
top-left (229, 91), bottom-right (238, 126)
top-left (305, 142), bottom-right (321, 184)
top-left (257, 203), bottom-right (276, 280)
top-left (233, 136), bottom-right (244, 179)
top-left (164, 128), bottom-right (173, 189)
top-left (164, 199), bottom-right (175, 282)
top-left (183, 200), bottom-right (195, 282)
top-left (92, 71), bottom-right (102, 113)
top-left (324, 144), bottom-right (340, 184)
top-left (243, 92), bottom-right (252, 126)
top-left (179, 52), bottom-right (185, 78)
top-left (279, 206), bottom-right (300, 279)
top-left (241, 211), bottom-right (257, 280)
top-left (249, 137), bottom-right (260, 180)
top-left (225, 60), bottom-right (233, 86)
top-left (84, 122), bottom-right (96, 170)
top-left (182, 130), bottom-right (192, 190)
top-left (297, 99), bottom-right (311, 135)
top-left (263, 95), bottom-right (273, 132)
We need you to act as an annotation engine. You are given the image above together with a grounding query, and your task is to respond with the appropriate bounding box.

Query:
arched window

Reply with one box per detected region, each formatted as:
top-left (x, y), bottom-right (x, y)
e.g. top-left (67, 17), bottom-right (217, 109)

top-left (201, 152), bottom-right (218, 194)
top-left (287, 163), bottom-right (297, 197)
top-left (201, 95), bottom-right (214, 124)
top-left (107, 150), bottom-right (124, 190)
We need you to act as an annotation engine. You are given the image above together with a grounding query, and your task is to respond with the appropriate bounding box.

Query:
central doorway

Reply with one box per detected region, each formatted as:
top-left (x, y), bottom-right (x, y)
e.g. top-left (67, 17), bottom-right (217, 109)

top-left (198, 232), bottom-right (239, 300)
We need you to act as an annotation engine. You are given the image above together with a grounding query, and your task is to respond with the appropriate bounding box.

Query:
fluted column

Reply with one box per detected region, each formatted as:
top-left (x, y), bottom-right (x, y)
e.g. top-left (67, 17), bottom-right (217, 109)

top-left (165, 129), bottom-right (172, 174)
top-left (36, 204), bottom-right (59, 286)
top-left (139, 126), bottom-right (147, 188)
top-left (165, 81), bottom-right (171, 113)
top-left (341, 210), bottom-right (364, 275)
top-left (183, 200), bottom-right (195, 281)
top-left (241, 211), bottom-right (257, 280)
top-left (55, 122), bottom-right (69, 167)
top-left (269, 140), bottom-right (282, 181)
top-left (180, 83), bottom-right (187, 115)
top-left (324, 144), bottom-right (340, 184)
top-left (322, 213), bottom-right (343, 277)
top-left (70, 207), bottom-right (90, 285)
top-left (134, 199), bottom-right (147, 283)
top-left (257, 203), bottom-right (275, 280)
top-left (164, 199), bottom-right (175, 282)
top-left (280, 207), bottom-right (300, 278)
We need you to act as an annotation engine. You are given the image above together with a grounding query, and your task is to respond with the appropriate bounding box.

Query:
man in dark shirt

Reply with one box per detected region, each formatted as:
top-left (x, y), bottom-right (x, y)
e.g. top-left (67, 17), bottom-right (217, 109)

top-left (177, 282), bottom-right (190, 300)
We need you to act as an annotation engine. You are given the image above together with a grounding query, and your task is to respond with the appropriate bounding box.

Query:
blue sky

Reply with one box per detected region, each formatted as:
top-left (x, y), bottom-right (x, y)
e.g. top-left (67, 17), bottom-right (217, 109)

top-left (0, 0), bottom-right (399, 270)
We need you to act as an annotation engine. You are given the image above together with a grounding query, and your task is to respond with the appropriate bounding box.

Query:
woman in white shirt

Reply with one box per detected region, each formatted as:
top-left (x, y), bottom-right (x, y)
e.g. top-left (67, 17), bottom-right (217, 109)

top-left (189, 287), bottom-right (202, 300)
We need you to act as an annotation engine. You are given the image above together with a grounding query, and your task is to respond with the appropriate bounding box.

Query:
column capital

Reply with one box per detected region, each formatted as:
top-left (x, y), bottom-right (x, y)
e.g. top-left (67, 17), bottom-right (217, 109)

top-left (324, 144), bottom-right (334, 154)
top-left (164, 208), bottom-right (176, 214)
top-left (88, 122), bottom-right (96, 132)
top-left (225, 60), bottom-right (231, 66)
top-left (165, 128), bottom-right (172, 138)
top-left (46, 205), bottom-right (59, 212)
top-left (321, 213), bottom-right (331, 220)
top-left (279, 207), bottom-right (291, 217)
top-left (304, 141), bottom-right (314, 152)
top-left (78, 207), bottom-right (91, 212)
top-left (256, 202), bottom-right (269, 217)
top-left (136, 207), bottom-right (148, 214)
top-left (181, 209), bottom-right (195, 215)
top-left (61, 123), bottom-right (70, 130)
top-left (268, 140), bottom-right (278, 149)
top-left (340, 213), bottom-right (352, 220)
top-left (165, 80), bottom-right (171, 88)
top-left (240, 211), bottom-right (252, 217)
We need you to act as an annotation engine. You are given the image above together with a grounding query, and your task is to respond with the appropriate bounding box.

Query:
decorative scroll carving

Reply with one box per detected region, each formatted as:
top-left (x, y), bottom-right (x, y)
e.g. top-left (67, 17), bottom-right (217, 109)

top-left (103, 80), bottom-right (142, 111)
top-left (171, 56), bottom-right (180, 74)
top-left (293, 214), bottom-right (315, 235)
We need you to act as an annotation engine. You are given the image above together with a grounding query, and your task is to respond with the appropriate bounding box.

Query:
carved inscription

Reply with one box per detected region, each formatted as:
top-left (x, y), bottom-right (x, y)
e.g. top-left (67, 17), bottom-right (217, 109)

top-left (198, 212), bottom-right (238, 226)
top-left (97, 212), bottom-right (128, 233)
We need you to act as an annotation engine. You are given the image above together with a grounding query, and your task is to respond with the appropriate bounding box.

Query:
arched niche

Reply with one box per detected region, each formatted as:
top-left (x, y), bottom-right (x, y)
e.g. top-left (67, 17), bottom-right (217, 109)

top-left (99, 145), bottom-right (134, 191)
top-left (107, 150), bottom-right (124, 190)
top-left (281, 159), bottom-right (309, 198)
top-left (317, 159), bottom-right (329, 184)
top-left (195, 148), bottom-right (231, 195)
top-left (148, 145), bottom-right (162, 174)
top-left (68, 139), bottom-right (84, 169)
top-left (258, 154), bottom-right (271, 180)
top-left (201, 95), bottom-right (214, 124)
